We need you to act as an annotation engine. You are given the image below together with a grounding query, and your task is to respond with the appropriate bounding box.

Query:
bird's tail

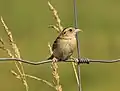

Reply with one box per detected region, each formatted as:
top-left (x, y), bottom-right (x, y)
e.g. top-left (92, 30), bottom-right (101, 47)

top-left (47, 55), bottom-right (54, 60)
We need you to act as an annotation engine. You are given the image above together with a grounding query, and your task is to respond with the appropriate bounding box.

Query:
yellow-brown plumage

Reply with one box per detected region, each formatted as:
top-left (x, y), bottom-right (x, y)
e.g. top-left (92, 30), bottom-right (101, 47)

top-left (48, 27), bottom-right (81, 61)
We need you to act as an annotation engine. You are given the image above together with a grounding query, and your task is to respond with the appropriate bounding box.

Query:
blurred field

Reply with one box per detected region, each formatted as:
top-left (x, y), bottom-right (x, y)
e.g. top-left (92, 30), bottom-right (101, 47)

top-left (0, 0), bottom-right (120, 91)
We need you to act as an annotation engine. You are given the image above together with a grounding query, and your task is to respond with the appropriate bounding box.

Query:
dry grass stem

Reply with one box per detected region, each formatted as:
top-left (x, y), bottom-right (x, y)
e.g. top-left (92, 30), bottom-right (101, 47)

top-left (48, 25), bottom-right (60, 33)
top-left (51, 61), bottom-right (62, 91)
top-left (11, 70), bottom-right (55, 89)
top-left (0, 38), bottom-right (23, 79)
top-left (26, 74), bottom-right (55, 89)
top-left (48, 43), bottom-right (62, 91)
top-left (1, 16), bottom-right (28, 91)
top-left (72, 62), bottom-right (79, 85)
top-left (0, 38), bottom-right (4, 45)
top-left (48, 1), bottom-right (63, 32)
top-left (48, 43), bottom-right (53, 54)
top-left (1, 16), bottom-right (21, 58)
top-left (0, 38), bottom-right (14, 58)
top-left (11, 70), bottom-right (21, 80)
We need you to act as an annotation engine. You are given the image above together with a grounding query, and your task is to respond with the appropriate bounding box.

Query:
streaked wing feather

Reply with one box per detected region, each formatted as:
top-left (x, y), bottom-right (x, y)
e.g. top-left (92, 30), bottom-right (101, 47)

top-left (52, 38), bottom-right (59, 51)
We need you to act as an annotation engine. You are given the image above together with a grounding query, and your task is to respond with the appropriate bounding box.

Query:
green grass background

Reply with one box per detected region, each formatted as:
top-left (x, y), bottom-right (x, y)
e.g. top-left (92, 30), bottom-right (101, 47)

top-left (0, 0), bottom-right (120, 91)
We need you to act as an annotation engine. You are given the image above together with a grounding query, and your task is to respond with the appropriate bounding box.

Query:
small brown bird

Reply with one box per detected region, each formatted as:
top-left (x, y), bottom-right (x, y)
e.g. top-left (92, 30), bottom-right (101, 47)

top-left (48, 27), bottom-right (82, 61)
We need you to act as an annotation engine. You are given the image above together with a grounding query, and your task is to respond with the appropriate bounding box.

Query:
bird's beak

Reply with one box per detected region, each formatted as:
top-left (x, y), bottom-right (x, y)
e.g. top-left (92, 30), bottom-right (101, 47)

top-left (75, 29), bottom-right (83, 32)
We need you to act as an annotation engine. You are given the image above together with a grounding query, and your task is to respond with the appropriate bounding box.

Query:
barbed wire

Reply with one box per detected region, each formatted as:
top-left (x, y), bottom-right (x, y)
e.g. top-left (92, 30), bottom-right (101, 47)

top-left (0, 57), bottom-right (119, 65)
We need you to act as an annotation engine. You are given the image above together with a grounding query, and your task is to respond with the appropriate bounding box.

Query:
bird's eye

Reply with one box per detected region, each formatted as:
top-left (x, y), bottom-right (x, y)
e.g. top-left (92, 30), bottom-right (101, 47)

top-left (69, 29), bottom-right (72, 32)
top-left (63, 31), bottom-right (66, 34)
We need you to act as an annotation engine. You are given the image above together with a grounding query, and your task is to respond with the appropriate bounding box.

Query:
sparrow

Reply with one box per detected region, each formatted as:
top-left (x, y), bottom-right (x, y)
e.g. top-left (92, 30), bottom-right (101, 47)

top-left (48, 27), bottom-right (82, 61)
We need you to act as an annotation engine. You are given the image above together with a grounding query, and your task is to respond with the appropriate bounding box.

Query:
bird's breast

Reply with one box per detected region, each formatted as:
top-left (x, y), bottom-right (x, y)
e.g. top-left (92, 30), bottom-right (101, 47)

top-left (59, 37), bottom-right (76, 53)
top-left (53, 37), bottom-right (76, 61)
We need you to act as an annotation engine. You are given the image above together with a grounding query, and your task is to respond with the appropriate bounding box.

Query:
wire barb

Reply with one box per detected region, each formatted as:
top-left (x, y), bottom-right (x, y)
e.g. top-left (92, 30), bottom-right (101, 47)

top-left (78, 58), bottom-right (90, 64)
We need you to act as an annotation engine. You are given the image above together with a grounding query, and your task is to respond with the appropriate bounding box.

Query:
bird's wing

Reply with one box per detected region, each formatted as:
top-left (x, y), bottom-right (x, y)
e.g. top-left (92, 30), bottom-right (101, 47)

top-left (52, 38), bottom-right (59, 51)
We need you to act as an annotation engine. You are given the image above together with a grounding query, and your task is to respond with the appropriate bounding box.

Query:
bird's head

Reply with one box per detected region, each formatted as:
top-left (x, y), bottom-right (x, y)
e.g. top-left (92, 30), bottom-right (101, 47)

top-left (60, 27), bottom-right (82, 37)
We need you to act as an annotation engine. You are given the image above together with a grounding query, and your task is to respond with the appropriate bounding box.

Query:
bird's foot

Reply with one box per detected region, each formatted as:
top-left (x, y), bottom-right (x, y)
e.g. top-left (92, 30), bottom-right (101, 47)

top-left (52, 57), bottom-right (58, 62)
